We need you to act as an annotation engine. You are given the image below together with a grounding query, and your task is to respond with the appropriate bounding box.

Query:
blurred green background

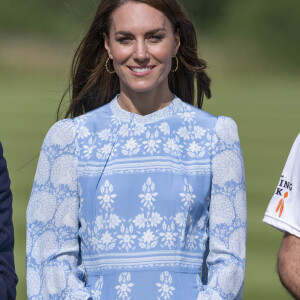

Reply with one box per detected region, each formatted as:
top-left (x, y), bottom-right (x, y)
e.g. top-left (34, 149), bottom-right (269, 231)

top-left (0, 0), bottom-right (299, 299)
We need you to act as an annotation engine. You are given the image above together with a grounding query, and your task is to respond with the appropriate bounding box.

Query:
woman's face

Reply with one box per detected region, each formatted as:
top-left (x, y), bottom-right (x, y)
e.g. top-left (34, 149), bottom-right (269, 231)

top-left (104, 1), bottom-right (180, 95)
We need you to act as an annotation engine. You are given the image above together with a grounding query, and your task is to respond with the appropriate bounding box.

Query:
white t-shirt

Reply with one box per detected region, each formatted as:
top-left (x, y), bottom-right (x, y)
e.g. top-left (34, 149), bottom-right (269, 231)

top-left (263, 133), bottom-right (300, 238)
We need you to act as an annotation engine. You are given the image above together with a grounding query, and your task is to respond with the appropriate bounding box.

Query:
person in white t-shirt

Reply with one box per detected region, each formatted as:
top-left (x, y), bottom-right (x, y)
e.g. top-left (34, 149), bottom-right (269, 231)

top-left (263, 134), bottom-right (300, 299)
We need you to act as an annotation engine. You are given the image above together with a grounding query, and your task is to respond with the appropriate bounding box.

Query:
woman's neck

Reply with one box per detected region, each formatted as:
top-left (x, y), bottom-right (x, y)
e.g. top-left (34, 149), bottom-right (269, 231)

top-left (118, 88), bottom-right (174, 116)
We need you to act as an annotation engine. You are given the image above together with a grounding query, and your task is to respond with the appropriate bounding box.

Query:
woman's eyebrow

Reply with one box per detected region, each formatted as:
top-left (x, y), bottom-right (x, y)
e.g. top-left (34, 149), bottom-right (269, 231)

top-left (115, 28), bottom-right (166, 36)
top-left (145, 28), bottom-right (166, 35)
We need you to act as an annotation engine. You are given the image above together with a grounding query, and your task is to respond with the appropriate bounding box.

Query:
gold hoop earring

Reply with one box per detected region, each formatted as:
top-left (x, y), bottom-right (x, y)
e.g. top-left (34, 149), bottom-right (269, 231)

top-left (171, 56), bottom-right (179, 73)
top-left (105, 57), bottom-right (116, 74)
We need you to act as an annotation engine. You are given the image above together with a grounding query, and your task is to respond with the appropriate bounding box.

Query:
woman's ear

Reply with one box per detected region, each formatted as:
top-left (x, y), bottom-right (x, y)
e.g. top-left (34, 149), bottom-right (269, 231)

top-left (103, 33), bottom-right (113, 59)
top-left (173, 29), bottom-right (181, 56)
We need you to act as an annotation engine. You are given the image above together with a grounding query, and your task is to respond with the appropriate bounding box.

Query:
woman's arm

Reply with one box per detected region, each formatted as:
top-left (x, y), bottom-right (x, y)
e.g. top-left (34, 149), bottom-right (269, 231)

top-left (26, 120), bottom-right (92, 299)
top-left (277, 232), bottom-right (300, 299)
top-left (198, 117), bottom-right (247, 300)
top-left (0, 143), bottom-right (18, 299)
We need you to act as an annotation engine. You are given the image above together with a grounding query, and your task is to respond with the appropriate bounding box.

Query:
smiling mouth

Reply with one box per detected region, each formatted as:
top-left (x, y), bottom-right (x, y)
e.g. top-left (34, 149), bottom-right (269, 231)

top-left (129, 66), bottom-right (155, 73)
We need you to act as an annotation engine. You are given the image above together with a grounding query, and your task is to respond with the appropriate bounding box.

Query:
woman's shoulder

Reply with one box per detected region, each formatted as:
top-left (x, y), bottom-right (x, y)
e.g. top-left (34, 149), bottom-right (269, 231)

top-left (179, 100), bottom-right (216, 120)
top-left (73, 102), bottom-right (112, 127)
top-left (215, 115), bottom-right (239, 130)
top-left (42, 118), bottom-right (76, 149)
top-left (46, 118), bottom-right (75, 135)
top-left (44, 101), bottom-right (114, 147)
top-left (179, 100), bottom-right (238, 130)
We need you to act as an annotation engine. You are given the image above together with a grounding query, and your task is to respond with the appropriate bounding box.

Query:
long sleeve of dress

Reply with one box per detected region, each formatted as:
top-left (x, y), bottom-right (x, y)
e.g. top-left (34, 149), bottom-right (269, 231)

top-left (26, 120), bottom-right (92, 299)
top-left (197, 117), bottom-right (247, 300)
top-left (0, 143), bottom-right (18, 300)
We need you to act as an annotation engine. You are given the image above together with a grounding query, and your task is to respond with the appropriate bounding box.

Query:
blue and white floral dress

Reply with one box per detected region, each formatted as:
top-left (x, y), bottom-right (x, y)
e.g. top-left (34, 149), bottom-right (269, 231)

top-left (26, 96), bottom-right (246, 300)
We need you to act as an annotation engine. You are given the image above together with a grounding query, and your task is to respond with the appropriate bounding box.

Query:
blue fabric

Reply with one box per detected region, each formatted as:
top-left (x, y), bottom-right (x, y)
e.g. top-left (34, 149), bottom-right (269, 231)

top-left (26, 96), bottom-right (246, 299)
top-left (0, 143), bottom-right (18, 300)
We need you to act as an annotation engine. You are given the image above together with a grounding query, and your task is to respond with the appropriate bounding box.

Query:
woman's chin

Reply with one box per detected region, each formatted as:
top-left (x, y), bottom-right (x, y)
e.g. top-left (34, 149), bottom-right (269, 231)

top-left (121, 80), bottom-right (166, 95)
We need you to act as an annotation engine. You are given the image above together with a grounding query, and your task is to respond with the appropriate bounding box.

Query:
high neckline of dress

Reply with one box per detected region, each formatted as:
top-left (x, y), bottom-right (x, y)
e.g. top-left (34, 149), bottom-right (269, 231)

top-left (110, 95), bottom-right (182, 124)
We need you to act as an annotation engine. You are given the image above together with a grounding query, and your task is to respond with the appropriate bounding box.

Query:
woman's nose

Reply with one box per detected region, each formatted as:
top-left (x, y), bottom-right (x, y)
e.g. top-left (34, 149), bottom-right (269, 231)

top-left (133, 40), bottom-right (150, 60)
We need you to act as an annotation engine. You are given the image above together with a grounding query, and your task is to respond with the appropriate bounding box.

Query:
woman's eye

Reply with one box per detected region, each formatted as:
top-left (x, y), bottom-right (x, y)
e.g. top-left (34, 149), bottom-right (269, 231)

top-left (149, 35), bottom-right (164, 42)
top-left (117, 37), bottom-right (131, 44)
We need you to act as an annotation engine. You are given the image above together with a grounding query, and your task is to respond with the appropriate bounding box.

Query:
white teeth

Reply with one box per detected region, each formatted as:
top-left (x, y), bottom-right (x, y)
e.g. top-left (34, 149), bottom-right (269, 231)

top-left (131, 67), bottom-right (152, 73)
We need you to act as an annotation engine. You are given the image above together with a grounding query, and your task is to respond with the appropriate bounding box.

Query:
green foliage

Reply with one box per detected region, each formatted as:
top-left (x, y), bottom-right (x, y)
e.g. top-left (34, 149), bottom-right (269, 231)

top-left (221, 0), bottom-right (300, 65)
top-left (1, 0), bottom-right (299, 66)
top-left (178, 0), bottom-right (234, 30)
top-left (0, 0), bottom-right (97, 38)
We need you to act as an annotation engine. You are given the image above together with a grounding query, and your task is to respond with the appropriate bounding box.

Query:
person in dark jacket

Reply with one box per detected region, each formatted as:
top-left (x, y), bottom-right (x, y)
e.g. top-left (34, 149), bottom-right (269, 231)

top-left (0, 142), bottom-right (18, 299)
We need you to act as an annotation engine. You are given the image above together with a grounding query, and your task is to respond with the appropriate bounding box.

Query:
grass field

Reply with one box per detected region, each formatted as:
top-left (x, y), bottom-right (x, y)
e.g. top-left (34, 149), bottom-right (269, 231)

top-left (0, 36), bottom-right (298, 299)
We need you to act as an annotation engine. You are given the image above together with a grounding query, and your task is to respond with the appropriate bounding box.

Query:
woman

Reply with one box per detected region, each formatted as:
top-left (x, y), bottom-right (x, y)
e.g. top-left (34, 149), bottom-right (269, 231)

top-left (26, 0), bottom-right (246, 299)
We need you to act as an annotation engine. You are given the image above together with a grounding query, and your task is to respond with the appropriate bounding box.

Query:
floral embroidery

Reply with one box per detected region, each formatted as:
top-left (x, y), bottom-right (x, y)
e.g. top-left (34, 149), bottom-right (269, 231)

top-left (122, 138), bottom-right (140, 156)
top-left (115, 272), bottom-right (134, 299)
top-left (107, 214), bottom-right (122, 229)
top-left (179, 178), bottom-right (196, 208)
top-left (163, 137), bottom-right (183, 156)
top-left (133, 212), bottom-right (162, 229)
top-left (26, 100), bottom-right (246, 300)
top-left (159, 222), bottom-right (178, 249)
top-left (149, 212), bottom-right (163, 227)
top-left (142, 130), bottom-right (162, 155)
top-left (98, 128), bottom-right (111, 141)
top-left (178, 109), bottom-right (195, 122)
top-left (91, 276), bottom-right (104, 300)
top-left (187, 141), bottom-right (205, 158)
top-left (117, 224), bottom-right (137, 251)
top-left (158, 122), bottom-right (170, 135)
top-left (96, 143), bottom-right (114, 159)
top-left (173, 212), bottom-right (185, 228)
top-left (186, 226), bottom-right (200, 250)
top-left (34, 152), bottom-right (50, 185)
top-left (177, 126), bottom-right (190, 140)
top-left (139, 177), bottom-right (158, 209)
top-left (193, 126), bottom-right (206, 139)
top-left (82, 136), bottom-right (97, 159)
top-left (26, 268), bottom-right (40, 296)
top-left (98, 180), bottom-right (117, 211)
top-left (139, 229), bottom-right (158, 249)
top-left (119, 124), bottom-right (130, 137)
top-left (156, 271), bottom-right (175, 299)
top-left (77, 126), bottom-right (91, 139)
top-left (99, 231), bottom-right (116, 250)
top-left (133, 123), bottom-right (147, 136)
top-left (133, 213), bottom-right (147, 229)
top-left (212, 151), bottom-right (243, 187)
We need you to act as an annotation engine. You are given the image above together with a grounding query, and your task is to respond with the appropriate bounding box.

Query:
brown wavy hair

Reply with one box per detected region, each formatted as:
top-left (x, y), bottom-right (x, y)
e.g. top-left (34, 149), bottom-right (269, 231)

top-left (58, 0), bottom-right (211, 118)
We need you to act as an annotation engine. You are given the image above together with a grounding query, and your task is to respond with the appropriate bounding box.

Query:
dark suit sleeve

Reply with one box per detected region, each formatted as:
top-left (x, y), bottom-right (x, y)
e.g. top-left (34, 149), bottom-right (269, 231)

top-left (0, 143), bottom-right (18, 300)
